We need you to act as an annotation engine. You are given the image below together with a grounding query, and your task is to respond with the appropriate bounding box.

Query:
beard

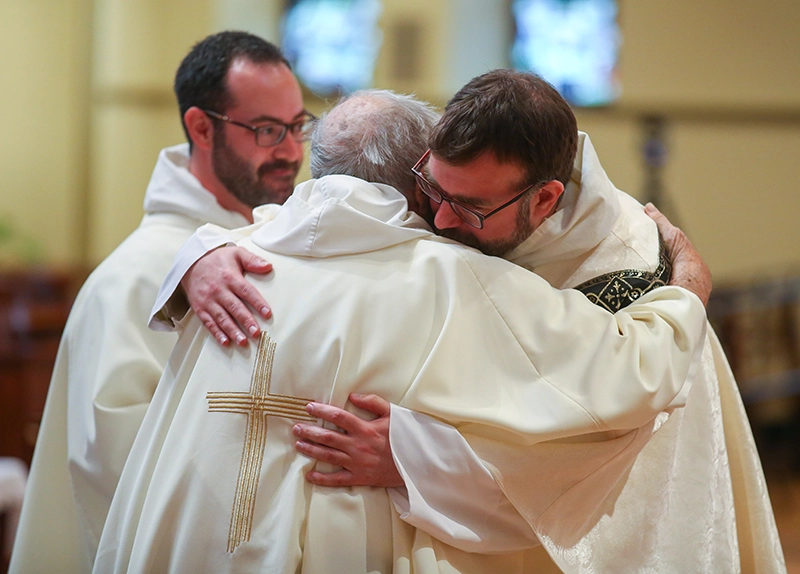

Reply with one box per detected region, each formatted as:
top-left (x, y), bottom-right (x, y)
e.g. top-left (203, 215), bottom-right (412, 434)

top-left (435, 194), bottom-right (535, 257)
top-left (211, 130), bottom-right (300, 207)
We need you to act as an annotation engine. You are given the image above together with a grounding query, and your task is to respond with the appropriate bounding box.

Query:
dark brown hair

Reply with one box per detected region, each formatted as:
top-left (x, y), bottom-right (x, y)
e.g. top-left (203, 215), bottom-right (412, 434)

top-left (174, 31), bottom-right (290, 146)
top-left (429, 69), bottom-right (577, 186)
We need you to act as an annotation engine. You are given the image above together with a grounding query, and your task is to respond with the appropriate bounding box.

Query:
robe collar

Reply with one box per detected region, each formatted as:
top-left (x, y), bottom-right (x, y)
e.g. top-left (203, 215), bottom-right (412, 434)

top-left (251, 175), bottom-right (435, 258)
top-left (142, 143), bottom-right (251, 230)
top-left (504, 132), bottom-right (621, 272)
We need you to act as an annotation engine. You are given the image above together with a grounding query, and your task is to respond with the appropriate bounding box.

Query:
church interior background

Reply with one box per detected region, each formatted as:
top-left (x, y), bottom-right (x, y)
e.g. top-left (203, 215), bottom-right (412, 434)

top-left (0, 0), bottom-right (799, 570)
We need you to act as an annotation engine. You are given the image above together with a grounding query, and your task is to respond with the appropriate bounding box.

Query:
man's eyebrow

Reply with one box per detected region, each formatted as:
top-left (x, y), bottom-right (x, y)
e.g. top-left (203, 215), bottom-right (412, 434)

top-left (449, 193), bottom-right (489, 209)
top-left (423, 170), bottom-right (487, 208)
top-left (248, 110), bottom-right (309, 124)
top-left (424, 170), bottom-right (506, 209)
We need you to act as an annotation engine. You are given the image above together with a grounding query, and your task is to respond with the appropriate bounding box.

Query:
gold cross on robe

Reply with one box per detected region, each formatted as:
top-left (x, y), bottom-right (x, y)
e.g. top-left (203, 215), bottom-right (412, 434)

top-left (207, 333), bottom-right (316, 552)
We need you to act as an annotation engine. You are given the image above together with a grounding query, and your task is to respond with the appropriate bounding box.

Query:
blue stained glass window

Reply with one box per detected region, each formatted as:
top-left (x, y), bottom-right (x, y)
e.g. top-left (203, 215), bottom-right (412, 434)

top-left (512, 0), bottom-right (621, 107)
top-left (282, 0), bottom-right (383, 95)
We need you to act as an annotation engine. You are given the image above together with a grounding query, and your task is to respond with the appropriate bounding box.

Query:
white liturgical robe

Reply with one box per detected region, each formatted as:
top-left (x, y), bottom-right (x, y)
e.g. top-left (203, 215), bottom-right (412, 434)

top-left (388, 134), bottom-right (785, 573)
top-left (10, 144), bottom-right (249, 574)
top-left (96, 174), bottom-right (707, 573)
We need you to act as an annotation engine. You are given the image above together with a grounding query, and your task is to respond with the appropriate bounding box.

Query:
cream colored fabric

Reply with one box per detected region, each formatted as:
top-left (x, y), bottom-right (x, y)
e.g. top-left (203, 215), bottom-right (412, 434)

top-left (9, 144), bottom-right (249, 574)
top-left (96, 174), bottom-right (706, 573)
top-left (391, 133), bottom-right (785, 573)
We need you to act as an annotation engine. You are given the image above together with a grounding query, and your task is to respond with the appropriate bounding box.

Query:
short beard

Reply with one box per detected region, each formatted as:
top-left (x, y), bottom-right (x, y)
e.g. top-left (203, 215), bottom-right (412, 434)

top-left (212, 129), bottom-right (299, 207)
top-left (435, 193), bottom-right (534, 257)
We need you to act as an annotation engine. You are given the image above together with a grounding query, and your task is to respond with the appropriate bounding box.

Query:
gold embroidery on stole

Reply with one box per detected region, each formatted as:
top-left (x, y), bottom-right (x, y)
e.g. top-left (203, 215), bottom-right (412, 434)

top-left (207, 333), bottom-right (315, 552)
top-left (573, 233), bottom-right (672, 313)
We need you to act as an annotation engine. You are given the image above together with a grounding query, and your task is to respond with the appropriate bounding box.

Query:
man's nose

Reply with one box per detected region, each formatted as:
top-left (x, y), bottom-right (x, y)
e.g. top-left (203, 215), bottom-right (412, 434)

top-left (433, 201), bottom-right (463, 230)
top-left (272, 133), bottom-right (304, 161)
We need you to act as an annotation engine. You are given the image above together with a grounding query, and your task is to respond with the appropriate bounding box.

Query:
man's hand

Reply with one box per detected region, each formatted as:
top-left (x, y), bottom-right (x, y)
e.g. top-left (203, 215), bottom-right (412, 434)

top-left (293, 393), bottom-right (404, 488)
top-left (182, 246), bottom-right (273, 346)
top-left (645, 203), bottom-right (712, 306)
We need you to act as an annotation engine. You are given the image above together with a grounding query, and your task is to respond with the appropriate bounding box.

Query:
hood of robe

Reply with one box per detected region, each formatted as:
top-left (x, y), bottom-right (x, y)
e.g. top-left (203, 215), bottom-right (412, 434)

top-left (251, 175), bottom-right (435, 258)
top-left (505, 132), bottom-right (622, 271)
top-left (142, 143), bottom-right (251, 229)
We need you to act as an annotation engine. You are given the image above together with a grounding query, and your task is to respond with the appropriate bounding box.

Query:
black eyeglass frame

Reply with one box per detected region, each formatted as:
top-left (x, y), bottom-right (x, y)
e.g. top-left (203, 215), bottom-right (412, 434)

top-left (202, 108), bottom-right (316, 148)
top-left (411, 149), bottom-right (542, 229)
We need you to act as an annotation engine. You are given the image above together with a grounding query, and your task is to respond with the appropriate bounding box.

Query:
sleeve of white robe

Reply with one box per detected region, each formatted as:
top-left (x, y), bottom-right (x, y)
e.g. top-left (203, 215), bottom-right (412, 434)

top-left (387, 406), bottom-right (669, 554)
top-left (149, 205), bottom-right (281, 331)
top-left (401, 251), bottom-right (707, 442)
top-left (394, 248), bottom-right (707, 540)
top-left (447, 261), bottom-right (708, 434)
top-left (387, 405), bottom-right (540, 553)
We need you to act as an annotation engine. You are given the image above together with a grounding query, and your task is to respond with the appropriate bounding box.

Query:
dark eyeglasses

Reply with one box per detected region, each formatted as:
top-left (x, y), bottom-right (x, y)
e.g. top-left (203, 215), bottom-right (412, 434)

top-left (411, 150), bottom-right (541, 229)
top-left (202, 109), bottom-right (316, 147)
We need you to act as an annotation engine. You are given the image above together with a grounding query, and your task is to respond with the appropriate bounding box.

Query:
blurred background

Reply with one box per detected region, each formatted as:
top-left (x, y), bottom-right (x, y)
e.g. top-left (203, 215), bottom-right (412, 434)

top-left (0, 0), bottom-right (798, 570)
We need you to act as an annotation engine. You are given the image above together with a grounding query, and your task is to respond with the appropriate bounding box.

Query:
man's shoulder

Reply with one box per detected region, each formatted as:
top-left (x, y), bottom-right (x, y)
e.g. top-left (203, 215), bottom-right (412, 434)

top-left (77, 214), bottom-right (203, 301)
top-left (570, 192), bottom-right (670, 312)
top-left (573, 236), bottom-right (671, 313)
top-left (558, 191), bottom-right (660, 280)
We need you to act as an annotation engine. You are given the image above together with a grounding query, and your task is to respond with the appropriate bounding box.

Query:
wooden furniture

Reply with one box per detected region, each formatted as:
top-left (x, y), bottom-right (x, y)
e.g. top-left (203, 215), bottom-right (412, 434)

top-left (0, 270), bottom-right (80, 468)
top-left (708, 276), bottom-right (800, 404)
top-left (708, 275), bottom-right (800, 473)
top-left (0, 269), bottom-right (81, 573)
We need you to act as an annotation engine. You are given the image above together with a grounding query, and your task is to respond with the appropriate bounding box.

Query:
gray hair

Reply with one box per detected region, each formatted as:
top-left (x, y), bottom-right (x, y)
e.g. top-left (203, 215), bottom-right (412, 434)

top-left (309, 89), bottom-right (440, 197)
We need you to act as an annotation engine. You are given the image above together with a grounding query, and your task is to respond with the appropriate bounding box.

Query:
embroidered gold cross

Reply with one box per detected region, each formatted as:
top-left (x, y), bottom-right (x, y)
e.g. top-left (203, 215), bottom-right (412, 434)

top-left (207, 333), bottom-right (315, 552)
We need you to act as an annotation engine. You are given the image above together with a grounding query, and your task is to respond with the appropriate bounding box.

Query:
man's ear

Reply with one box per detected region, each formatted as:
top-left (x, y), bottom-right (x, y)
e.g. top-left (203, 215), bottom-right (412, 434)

top-left (531, 180), bottom-right (564, 222)
top-left (183, 107), bottom-right (214, 151)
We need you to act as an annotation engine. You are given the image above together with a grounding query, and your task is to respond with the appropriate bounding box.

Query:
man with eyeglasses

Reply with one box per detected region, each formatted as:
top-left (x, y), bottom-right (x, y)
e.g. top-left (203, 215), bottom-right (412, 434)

top-left (10, 31), bottom-right (313, 574)
top-left (152, 71), bottom-right (782, 572)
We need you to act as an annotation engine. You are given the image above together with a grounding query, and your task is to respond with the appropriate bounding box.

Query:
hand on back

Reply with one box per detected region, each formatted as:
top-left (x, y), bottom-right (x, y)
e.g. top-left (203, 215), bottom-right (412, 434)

top-left (181, 246), bottom-right (273, 345)
top-left (645, 203), bottom-right (712, 306)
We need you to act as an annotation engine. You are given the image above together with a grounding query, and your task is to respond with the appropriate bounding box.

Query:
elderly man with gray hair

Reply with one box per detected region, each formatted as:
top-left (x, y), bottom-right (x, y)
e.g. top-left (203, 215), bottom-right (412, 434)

top-left (96, 89), bottom-right (710, 573)
top-left (309, 90), bottom-right (438, 208)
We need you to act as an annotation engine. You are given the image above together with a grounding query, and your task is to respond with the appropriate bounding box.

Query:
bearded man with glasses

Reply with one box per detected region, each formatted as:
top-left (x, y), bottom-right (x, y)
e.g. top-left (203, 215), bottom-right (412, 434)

top-left (10, 31), bottom-right (312, 574)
